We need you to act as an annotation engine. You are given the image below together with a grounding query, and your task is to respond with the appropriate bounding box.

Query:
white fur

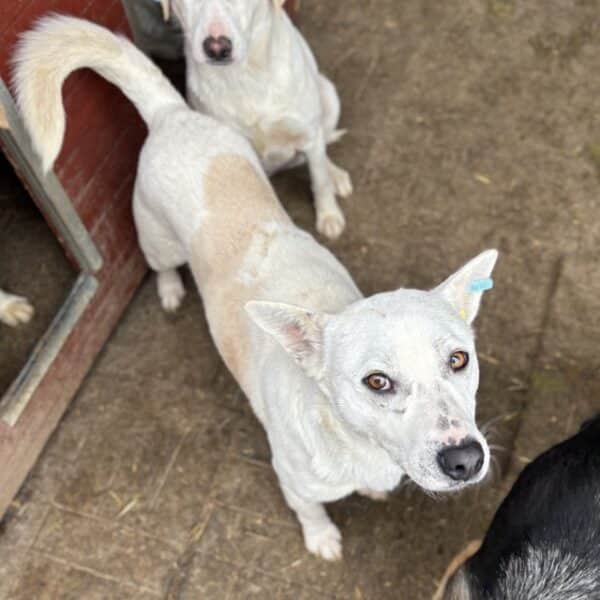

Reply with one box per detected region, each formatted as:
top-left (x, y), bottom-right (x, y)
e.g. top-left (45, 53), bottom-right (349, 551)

top-left (13, 15), bottom-right (498, 561)
top-left (170, 0), bottom-right (352, 239)
top-left (0, 288), bottom-right (34, 327)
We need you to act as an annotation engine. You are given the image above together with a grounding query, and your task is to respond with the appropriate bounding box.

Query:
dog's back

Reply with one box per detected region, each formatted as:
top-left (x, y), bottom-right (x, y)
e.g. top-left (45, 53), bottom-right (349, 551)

top-left (443, 414), bottom-right (600, 600)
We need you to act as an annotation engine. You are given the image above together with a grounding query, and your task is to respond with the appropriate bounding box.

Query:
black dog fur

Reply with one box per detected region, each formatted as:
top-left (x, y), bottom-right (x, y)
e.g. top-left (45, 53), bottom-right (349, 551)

top-left (444, 414), bottom-right (600, 599)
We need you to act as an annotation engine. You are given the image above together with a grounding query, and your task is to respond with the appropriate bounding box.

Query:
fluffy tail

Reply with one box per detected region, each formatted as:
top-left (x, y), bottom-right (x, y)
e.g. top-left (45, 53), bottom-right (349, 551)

top-left (12, 14), bottom-right (186, 172)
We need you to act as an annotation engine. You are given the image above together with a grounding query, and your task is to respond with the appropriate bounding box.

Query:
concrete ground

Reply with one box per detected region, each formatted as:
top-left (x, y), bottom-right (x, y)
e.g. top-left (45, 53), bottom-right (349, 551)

top-left (1, 0), bottom-right (600, 598)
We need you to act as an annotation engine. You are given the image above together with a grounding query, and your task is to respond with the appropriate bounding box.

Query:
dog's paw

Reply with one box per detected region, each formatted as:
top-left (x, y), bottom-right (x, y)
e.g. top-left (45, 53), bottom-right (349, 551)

top-left (0, 295), bottom-right (34, 327)
top-left (317, 209), bottom-right (346, 240)
top-left (160, 284), bottom-right (185, 313)
top-left (304, 524), bottom-right (343, 561)
top-left (157, 271), bottom-right (185, 313)
top-left (357, 488), bottom-right (389, 502)
top-left (329, 164), bottom-right (353, 198)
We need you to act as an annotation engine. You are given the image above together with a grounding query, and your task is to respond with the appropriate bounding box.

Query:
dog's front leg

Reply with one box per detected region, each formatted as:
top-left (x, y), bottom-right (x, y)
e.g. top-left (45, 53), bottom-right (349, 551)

top-left (281, 483), bottom-right (342, 561)
top-left (305, 131), bottom-right (346, 240)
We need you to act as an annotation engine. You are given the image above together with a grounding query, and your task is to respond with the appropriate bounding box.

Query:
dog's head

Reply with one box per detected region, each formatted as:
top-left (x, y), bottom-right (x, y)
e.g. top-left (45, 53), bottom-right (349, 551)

top-left (162, 0), bottom-right (286, 66)
top-left (246, 250), bottom-right (498, 493)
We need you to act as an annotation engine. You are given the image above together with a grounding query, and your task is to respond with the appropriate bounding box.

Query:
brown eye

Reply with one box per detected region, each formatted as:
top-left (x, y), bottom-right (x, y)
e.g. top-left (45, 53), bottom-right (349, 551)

top-left (363, 372), bottom-right (393, 392)
top-left (450, 351), bottom-right (469, 371)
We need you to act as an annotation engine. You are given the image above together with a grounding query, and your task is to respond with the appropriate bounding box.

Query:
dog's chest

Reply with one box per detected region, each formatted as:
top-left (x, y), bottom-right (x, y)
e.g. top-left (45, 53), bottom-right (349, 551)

top-left (309, 450), bottom-right (404, 498)
top-left (310, 415), bottom-right (406, 493)
top-left (188, 69), bottom-right (317, 161)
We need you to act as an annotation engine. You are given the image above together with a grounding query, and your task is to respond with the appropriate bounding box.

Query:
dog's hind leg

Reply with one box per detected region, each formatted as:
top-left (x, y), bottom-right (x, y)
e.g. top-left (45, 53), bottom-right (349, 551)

top-left (134, 195), bottom-right (187, 313)
top-left (0, 289), bottom-right (34, 327)
top-left (319, 76), bottom-right (353, 201)
top-left (318, 74), bottom-right (342, 142)
top-left (305, 130), bottom-right (346, 239)
top-left (157, 269), bottom-right (185, 313)
top-left (280, 484), bottom-right (342, 561)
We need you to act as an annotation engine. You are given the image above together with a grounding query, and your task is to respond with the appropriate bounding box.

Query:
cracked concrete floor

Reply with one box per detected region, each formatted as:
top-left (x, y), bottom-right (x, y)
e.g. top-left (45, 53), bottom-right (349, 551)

top-left (1, 0), bottom-right (600, 598)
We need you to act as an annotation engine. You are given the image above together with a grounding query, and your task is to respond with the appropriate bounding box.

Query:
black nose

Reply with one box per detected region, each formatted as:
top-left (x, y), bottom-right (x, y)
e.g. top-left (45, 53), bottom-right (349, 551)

top-left (203, 36), bottom-right (233, 62)
top-left (437, 440), bottom-right (484, 481)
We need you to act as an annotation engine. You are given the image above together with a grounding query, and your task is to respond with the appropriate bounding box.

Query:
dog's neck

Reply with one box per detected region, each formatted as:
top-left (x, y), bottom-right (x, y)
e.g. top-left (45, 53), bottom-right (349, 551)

top-left (305, 390), bottom-right (405, 491)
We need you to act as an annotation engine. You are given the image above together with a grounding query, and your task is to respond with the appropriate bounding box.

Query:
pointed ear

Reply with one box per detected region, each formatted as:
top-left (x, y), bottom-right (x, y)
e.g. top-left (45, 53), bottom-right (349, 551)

top-left (434, 250), bottom-right (498, 325)
top-left (160, 0), bottom-right (170, 21)
top-left (245, 301), bottom-right (329, 377)
top-left (272, 0), bottom-right (287, 9)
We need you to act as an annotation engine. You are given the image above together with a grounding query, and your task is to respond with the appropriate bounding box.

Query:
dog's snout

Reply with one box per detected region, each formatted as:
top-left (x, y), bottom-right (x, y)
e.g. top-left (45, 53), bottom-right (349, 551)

top-left (203, 36), bottom-right (233, 62)
top-left (437, 439), bottom-right (484, 482)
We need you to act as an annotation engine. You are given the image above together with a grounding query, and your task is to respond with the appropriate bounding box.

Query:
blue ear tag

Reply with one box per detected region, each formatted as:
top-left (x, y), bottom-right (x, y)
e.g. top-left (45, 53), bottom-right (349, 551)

top-left (467, 278), bottom-right (494, 293)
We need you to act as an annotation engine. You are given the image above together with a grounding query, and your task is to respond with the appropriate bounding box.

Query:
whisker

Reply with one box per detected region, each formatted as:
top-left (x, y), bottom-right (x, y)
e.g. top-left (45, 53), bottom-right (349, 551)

top-left (489, 444), bottom-right (508, 453)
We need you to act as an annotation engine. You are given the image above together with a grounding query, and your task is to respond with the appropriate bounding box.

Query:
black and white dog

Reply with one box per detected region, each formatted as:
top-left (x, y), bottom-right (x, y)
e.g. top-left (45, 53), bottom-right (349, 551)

top-left (435, 413), bottom-right (600, 600)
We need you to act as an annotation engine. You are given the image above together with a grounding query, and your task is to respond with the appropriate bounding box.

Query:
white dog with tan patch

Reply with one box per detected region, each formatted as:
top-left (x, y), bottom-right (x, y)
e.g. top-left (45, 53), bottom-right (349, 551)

top-left (14, 15), bottom-right (497, 560)
top-left (159, 0), bottom-right (352, 240)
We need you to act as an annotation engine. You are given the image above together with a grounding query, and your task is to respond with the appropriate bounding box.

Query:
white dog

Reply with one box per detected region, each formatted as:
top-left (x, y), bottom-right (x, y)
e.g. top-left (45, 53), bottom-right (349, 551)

top-left (0, 288), bottom-right (33, 327)
top-left (14, 15), bottom-right (498, 561)
top-left (159, 0), bottom-right (352, 240)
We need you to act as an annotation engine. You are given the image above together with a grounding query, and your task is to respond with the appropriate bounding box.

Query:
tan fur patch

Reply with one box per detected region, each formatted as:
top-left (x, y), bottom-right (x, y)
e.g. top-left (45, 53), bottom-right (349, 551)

top-left (268, 123), bottom-right (307, 150)
top-left (193, 153), bottom-right (290, 278)
top-left (190, 154), bottom-right (291, 383)
top-left (248, 32), bottom-right (270, 72)
top-left (319, 407), bottom-right (342, 435)
top-left (0, 102), bottom-right (9, 130)
top-left (251, 120), bottom-right (308, 158)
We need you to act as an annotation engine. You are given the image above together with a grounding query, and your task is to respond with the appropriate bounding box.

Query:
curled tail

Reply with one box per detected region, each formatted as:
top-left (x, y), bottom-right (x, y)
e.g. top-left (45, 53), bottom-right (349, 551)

top-left (12, 14), bottom-right (186, 172)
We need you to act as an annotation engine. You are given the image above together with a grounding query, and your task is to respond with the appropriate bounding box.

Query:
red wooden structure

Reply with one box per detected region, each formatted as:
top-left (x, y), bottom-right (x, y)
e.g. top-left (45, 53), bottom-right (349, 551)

top-left (285, 0), bottom-right (301, 15)
top-left (0, 1), bottom-right (147, 518)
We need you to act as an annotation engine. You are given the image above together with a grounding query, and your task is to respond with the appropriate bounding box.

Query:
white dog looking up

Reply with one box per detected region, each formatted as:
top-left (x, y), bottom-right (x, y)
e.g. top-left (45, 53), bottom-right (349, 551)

top-left (14, 15), bottom-right (498, 561)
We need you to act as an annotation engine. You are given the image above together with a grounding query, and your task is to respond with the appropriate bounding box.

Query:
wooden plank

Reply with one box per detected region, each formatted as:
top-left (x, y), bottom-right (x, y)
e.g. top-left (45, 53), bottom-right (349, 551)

top-left (0, 251), bottom-right (147, 516)
top-left (0, 0), bottom-right (148, 518)
top-left (284, 0), bottom-right (301, 18)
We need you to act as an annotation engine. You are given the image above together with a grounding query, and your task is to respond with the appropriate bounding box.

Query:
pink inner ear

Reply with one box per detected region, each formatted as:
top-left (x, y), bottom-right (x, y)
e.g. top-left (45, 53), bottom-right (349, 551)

top-left (282, 320), bottom-right (305, 346)
top-left (281, 319), bottom-right (316, 360)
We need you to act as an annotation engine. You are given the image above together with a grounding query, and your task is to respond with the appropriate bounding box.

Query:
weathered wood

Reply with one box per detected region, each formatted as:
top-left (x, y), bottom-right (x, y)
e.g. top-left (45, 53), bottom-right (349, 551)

top-left (0, 1), bottom-right (148, 518)
top-left (285, 0), bottom-right (301, 14)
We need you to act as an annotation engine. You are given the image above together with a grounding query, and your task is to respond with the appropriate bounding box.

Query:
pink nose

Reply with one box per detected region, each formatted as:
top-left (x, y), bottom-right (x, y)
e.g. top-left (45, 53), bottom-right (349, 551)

top-left (203, 36), bottom-right (233, 62)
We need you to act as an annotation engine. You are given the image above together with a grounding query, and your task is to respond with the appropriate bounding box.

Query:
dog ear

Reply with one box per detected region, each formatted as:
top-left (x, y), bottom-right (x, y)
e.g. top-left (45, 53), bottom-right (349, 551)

top-left (272, 0), bottom-right (287, 9)
top-left (434, 250), bottom-right (498, 325)
top-left (160, 0), bottom-right (170, 21)
top-left (245, 301), bottom-right (329, 377)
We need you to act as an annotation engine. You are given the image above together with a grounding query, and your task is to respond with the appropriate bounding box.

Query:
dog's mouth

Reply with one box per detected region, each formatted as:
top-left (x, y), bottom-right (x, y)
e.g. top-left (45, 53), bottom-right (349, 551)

top-left (206, 58), bottom-right (234, 66)
top-left (397, 453), bottom-right (488, 493)
top-left (377, 433), bottom-right (488, 491)
top-left (408, 472), bottom-right (471, 493)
